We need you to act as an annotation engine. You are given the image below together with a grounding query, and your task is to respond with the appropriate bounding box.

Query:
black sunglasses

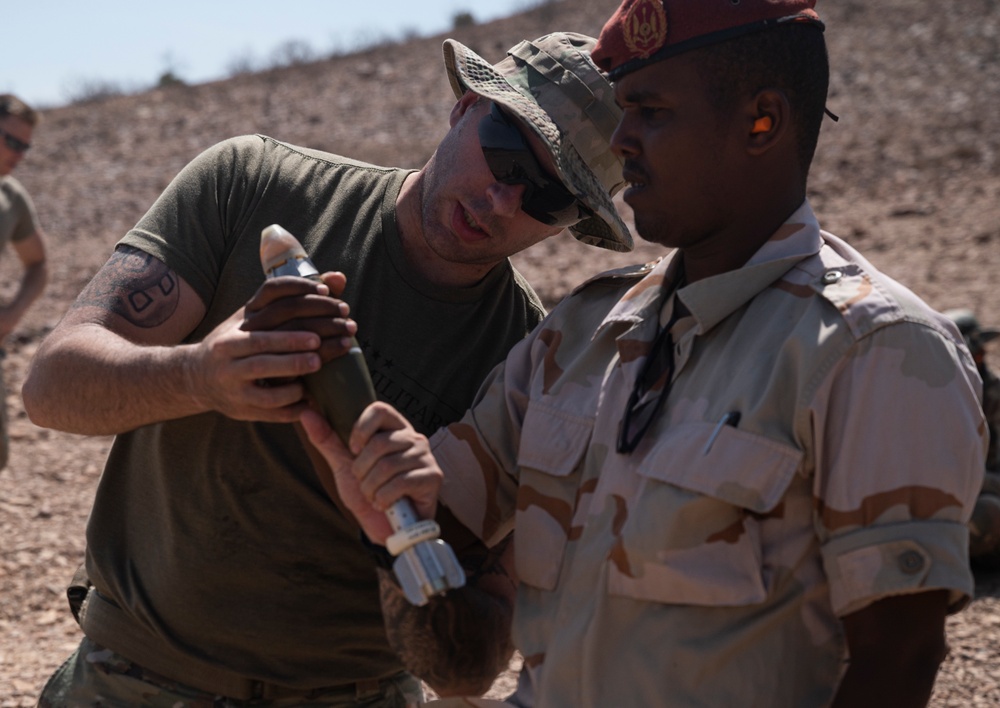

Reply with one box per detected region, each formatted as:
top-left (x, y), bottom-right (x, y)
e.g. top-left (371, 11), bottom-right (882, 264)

top-left (0, 128), bottom-right (30, 154)
top-left (478, 102), bottom-right (590, 227)
top-left (617, 317), bottom-right (676, 453)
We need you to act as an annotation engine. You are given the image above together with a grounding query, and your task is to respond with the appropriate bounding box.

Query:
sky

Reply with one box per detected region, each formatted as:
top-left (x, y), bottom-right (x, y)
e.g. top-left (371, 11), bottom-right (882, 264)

top-left (5, 0), bottom-right (534, 108)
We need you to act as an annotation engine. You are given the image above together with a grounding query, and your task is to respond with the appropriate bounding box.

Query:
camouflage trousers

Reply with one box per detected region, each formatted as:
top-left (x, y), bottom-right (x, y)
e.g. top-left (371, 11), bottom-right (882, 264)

top-left (37, 637), bottom-right (424, 708)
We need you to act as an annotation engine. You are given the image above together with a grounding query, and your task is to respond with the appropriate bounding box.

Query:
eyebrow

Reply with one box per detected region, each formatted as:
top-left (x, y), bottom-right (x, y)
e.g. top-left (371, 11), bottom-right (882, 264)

top-left (617, 88), bottom-right (664, 106)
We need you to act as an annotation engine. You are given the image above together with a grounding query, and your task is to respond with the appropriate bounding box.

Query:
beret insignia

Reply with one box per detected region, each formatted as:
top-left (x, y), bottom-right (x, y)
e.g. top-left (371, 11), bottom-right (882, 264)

top-left (624, 0), bottom-right (669, 59)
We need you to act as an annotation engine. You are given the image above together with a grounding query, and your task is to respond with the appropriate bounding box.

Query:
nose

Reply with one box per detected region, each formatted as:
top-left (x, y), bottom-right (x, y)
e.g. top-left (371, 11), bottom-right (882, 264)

top-left (610, 114), bottom-right (638, 159)
top-left (486, 180), bottom-right (527, 218)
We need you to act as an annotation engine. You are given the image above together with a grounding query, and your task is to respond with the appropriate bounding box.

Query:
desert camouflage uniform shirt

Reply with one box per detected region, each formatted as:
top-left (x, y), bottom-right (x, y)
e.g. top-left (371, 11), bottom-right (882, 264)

top-left (431, 201), bottom-right (986, 707)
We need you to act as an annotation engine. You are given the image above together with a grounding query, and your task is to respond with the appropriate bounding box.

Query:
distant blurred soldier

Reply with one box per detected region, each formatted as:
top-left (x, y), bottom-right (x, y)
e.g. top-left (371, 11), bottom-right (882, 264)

top-left (945, 308), bottom-right (999, 469)
top-left (0, 94), bottom-right (49, 469)
top-left (946, 308), bottom-right (1000, 566)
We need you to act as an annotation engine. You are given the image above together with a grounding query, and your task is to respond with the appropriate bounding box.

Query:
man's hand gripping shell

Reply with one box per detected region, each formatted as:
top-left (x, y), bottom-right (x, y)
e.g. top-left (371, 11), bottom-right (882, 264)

top-left (300, 402), bottom-right (444, 543)
top-left (195, 272), bottom-right (358, 423)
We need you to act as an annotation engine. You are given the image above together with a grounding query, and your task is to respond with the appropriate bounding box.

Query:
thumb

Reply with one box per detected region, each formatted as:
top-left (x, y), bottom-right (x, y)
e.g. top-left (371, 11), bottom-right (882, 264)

top-left (300, 409), bottom-right (351, 468)
top-left (300, 409), bottom-right (395, 542)
top-left (319, 271), bottom-right (348, 298)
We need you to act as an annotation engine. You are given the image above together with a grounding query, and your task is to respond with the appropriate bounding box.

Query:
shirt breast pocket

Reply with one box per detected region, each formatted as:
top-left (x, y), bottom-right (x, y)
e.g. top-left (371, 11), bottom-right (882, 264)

top-left (514, 401), bottom-right (593, 591)
top-left (608, 420), bottom-right (802, 607)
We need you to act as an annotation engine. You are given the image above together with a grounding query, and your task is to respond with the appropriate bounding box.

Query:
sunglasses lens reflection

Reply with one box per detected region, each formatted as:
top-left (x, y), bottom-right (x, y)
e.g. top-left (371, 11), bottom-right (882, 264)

top-left (478, 103), bottom-right (585, 226)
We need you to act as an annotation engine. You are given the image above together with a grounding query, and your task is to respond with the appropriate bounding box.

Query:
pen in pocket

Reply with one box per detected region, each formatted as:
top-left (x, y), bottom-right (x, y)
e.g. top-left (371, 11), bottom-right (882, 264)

top-left (703, 411), bottom-right (741, 455)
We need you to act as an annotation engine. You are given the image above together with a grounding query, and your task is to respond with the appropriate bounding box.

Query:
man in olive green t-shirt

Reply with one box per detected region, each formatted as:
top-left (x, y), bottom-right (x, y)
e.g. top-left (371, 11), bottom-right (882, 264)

top-left (25, 33), bottom-right (631, 706)
top-left (0, 94), bottom-right (48, 470)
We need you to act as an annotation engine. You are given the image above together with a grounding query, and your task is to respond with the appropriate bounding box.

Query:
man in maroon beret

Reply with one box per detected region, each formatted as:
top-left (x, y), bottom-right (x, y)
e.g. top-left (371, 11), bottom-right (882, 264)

top-left (302, 1), bottom-right (987, 705)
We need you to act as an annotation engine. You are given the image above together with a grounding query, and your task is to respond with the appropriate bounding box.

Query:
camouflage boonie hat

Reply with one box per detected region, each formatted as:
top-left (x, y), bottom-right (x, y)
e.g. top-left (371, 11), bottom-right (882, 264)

top-left (945, 308), bottom-right (1000, 355)
top-left (443, 32), bottom-right (632, 252)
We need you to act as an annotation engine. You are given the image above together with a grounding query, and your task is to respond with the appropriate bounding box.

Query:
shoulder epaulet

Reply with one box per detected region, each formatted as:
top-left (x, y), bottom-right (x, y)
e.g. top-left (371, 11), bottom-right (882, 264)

top-left (807, 248), bottom-right (933, 342)
top-left (569, 258), bottom-right (662, 296)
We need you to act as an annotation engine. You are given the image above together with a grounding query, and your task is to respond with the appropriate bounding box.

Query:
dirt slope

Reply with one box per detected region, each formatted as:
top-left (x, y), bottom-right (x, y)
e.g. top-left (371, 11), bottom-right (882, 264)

top-left (2, 0), bottom-right (999, 704)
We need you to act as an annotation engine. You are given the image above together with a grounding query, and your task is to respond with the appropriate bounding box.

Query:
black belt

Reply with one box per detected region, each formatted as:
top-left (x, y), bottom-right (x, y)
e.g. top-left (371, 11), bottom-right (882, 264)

top-left (247, 676), bottom-right (386, 701)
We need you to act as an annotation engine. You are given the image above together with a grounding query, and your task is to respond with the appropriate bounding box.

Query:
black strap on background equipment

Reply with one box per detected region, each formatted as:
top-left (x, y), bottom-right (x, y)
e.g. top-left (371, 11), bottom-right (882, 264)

top-left (67, 562), bottom-right (92, 624)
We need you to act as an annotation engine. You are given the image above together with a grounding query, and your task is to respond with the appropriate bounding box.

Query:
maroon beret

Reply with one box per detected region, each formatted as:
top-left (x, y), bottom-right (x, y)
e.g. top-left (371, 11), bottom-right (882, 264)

top-left (592, 0), bottom-right (824, 81)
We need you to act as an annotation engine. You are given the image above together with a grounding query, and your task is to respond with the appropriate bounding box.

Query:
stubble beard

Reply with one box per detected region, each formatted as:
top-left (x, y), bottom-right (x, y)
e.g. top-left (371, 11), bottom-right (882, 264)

top-left (632, 211), bottom-right (674, 249)
top-left (419, 176), bottom-right (510, 267)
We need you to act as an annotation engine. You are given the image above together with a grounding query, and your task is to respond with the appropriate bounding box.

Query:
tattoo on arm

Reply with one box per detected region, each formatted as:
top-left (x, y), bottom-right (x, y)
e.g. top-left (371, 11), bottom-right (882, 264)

top-left (72, 246), bottom-right (180, 328)
top-left (378, 535), bottom-right (516, 697)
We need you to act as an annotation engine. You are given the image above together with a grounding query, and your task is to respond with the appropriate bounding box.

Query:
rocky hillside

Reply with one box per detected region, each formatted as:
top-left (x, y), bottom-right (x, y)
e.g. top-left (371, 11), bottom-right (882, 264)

top-left (2, 0), bottom-right (999, 704)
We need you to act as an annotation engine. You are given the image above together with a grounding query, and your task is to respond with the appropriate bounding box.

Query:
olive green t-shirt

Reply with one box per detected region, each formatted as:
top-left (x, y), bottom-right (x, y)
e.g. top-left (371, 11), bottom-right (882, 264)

top-left (80, 135), bottom-right (545, 691)
top-left (0, 175), bottom-right (39, 251)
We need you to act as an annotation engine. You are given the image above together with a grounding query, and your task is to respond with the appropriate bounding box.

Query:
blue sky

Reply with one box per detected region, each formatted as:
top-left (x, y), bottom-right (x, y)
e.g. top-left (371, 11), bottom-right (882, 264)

top-left (5, 1), bottom-right (532, 108)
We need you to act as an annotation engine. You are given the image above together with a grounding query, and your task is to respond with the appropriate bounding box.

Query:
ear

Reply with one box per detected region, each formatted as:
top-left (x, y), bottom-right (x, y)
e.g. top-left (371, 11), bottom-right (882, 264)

top-left (746, 89), bottom-right (790, 155)
top-left (449, 90), bottom-right (481, 128)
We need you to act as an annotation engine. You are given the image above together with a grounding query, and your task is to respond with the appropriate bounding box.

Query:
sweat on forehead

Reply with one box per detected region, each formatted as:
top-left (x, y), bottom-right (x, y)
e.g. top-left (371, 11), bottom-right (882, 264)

top-left (592, 0), bottom-right (823, 81)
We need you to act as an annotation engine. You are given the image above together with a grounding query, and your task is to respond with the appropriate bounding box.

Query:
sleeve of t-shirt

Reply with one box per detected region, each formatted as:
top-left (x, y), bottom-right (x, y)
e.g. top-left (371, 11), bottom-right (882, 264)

top-left (117, 135), bottom-right (268, 308)
top-left (813, 320), bottom-right (986, 617)
top-left (10, 180), bottom-right (40, 242)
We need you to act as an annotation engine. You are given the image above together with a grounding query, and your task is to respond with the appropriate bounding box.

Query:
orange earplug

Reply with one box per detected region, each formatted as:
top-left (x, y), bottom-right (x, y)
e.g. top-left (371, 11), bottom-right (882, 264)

top-left (751, 116), bottom-right (772, 134)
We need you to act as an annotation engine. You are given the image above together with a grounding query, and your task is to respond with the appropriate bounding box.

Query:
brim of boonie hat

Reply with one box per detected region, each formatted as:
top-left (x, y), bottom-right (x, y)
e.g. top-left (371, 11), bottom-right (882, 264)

top-left (982, 326), bottom-right (1000, 344)
top-left (443, 38), bottom-right (632, 252)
